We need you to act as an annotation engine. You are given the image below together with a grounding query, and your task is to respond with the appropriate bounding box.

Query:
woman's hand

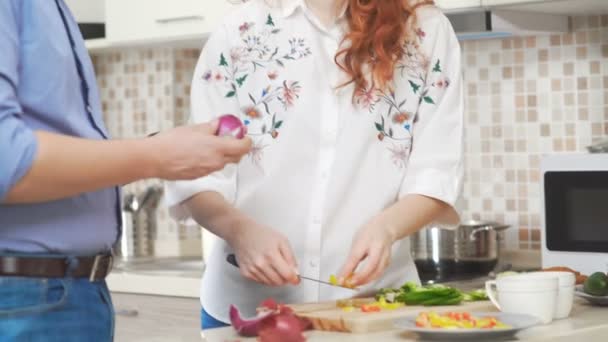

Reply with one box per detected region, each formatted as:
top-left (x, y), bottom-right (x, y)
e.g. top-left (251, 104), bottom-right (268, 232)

top-left (338, 216), bottom-right (397, 287)
top-left (228, 219), bottom-right (300, 287)
top-left (337, 195), bottom-right (454, 287)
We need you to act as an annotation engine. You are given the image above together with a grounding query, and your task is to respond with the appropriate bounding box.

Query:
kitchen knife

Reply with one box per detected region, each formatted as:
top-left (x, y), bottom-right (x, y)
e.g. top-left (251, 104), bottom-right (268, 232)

top-left (226, 254), bottom-right (358, 291)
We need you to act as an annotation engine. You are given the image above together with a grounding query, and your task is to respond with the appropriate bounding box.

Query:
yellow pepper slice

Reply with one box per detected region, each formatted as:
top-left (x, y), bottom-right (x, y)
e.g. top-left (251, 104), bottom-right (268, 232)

top-left (416, 312), bottom-right (510, 329)
top-left (329, 274), bottom-right (357, 289)
top-left (375, 296), bottom-right (404, 310)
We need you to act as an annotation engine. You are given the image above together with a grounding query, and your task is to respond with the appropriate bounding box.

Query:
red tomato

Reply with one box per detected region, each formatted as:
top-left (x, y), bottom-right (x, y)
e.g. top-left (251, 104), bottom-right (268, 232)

top-left (448, 312), bottom-right (463, 321)
top-left (361, 304), bottom-right (381, 313)
top-left (415, 313), bottom-right (429, 328)
top-left (479, 320), bottom-right (497, 329)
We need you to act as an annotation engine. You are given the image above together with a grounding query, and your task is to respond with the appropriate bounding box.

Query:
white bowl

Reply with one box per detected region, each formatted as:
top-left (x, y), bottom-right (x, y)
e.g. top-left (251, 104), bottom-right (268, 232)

top-left (488, 271), bottom-right (575, 320)
top-left (518, 272), bottom-right (576, 287)
top-left (486, 275), bottom-right (558, 324)
top-left (524, 272), bottom-right (575, 319)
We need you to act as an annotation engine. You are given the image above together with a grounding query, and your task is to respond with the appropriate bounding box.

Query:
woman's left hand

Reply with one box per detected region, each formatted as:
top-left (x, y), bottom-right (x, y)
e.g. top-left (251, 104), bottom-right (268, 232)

top-left (338, 216), bottom-right (397, 287)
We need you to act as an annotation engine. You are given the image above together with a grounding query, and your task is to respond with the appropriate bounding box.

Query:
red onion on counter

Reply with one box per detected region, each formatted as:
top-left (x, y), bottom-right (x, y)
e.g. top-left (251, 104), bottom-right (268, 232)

top-left (229, 305), bottom-right (274, 337)
top-left (229, 298), bottom-right (310, 341)
top-left (258, 313), bottom-right (308, 342)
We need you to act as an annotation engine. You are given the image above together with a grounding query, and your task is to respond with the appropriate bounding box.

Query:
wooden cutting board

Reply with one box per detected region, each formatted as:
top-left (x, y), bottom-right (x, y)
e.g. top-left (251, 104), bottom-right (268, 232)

top-left (290, 299), bottom-right (497, 334)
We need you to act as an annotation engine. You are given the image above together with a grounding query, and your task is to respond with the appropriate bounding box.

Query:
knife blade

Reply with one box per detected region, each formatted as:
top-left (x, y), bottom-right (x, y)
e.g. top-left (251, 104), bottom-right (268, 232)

top-left (226, 254), bottom-right (357, 291)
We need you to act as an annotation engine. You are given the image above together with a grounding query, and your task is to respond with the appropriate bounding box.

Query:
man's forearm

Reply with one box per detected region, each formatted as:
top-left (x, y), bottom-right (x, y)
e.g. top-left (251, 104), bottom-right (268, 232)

top-left (184, 191), bottom-right (246, 243)
top-left (381, 194), bottom-right (456, 241)
top-left (4, 131), bottom-right (155, 204)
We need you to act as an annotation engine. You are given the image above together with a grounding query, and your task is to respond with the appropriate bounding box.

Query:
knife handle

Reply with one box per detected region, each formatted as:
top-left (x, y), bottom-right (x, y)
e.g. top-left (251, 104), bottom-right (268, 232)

top-left (225, 253), bottom-right (356, 290)
top-left (226, 254), bottom-right (239, 268)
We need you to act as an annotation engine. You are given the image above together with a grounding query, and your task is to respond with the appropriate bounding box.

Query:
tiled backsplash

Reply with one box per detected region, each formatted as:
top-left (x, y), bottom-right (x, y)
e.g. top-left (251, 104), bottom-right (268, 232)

top-left (92, 15), bottom-right (607, 253)
top-left (460, 15), bottom-right (608, 250)
top-left (93, 48), bottom-right (203, 257)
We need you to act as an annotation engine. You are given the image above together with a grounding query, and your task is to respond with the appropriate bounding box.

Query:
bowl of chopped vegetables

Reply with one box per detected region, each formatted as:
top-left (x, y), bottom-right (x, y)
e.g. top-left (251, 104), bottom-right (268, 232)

top-left (394, 311), bottom-right (540, 341)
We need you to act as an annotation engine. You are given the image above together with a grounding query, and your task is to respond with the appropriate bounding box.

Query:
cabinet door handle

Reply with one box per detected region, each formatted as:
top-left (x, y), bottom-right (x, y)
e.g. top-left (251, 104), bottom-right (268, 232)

top-left (155, 15), bottom-right (205, 24)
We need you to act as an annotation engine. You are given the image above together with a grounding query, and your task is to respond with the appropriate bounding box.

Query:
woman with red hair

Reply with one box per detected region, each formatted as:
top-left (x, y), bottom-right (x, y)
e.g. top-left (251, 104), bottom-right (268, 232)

top-left (167, 0), bottom-right (463, 329)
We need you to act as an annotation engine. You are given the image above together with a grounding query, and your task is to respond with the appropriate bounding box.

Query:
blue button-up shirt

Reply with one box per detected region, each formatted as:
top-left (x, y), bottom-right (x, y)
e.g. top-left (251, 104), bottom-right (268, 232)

top-left (0, 0), bottom-right (119, 254)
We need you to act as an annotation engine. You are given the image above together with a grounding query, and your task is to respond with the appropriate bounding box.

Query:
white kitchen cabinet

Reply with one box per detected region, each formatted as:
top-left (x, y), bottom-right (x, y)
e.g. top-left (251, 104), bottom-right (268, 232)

top-left (112, 293), bottom-right (201, 342)
top-left (435, 0), bottom-right (483, 11)
top-left (482, 0), bottom-right (608, 15)
top-left (105, 0), bottom-right (236, 44)
top-left (64, 0), bottom-right (105, 23)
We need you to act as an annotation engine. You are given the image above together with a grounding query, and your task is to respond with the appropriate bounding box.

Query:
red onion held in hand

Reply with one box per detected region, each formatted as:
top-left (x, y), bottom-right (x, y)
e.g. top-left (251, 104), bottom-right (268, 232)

top-left (216, 114), bottom-right (247, 139)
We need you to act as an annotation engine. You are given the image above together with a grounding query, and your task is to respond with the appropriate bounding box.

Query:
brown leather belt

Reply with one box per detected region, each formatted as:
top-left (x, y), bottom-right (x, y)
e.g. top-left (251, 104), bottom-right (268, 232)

top-left (0, 254), bottom-right (113, 282)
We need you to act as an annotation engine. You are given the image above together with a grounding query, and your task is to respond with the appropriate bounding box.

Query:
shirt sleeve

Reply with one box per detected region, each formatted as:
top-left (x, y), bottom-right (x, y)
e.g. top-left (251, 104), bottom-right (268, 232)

top-left (0, 1), bottom-right (38, 201)
top-left (398, 9), bottom-right (464, 227)
top-left (165, 24), bottom-right (241, 220)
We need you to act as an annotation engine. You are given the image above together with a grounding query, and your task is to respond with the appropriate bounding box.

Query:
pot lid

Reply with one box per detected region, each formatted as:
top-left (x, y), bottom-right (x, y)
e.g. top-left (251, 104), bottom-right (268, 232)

top-left (459, 220), bottom-right (510, 230)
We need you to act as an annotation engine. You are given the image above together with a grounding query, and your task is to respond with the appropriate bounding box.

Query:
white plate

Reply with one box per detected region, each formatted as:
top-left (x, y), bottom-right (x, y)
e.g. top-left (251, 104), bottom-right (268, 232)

top-left (394, 312), bottom-right (540, 341)
top-left (575, 285), bottom-right (608, 306)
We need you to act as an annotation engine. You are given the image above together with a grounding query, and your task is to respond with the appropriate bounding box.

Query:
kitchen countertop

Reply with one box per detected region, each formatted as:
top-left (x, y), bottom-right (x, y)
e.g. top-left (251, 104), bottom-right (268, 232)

top-left (107, 257), bottom-right (203, 298)
top-left (202, 299), bottom-right (607, 341)
top-left (107, 271), bottom-right (200, 298)
top-left (105, 249), bottom-right (540, 298)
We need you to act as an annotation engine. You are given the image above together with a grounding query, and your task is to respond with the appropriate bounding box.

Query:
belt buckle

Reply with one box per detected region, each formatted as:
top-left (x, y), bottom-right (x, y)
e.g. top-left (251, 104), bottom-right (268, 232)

top-left (89, 254), bottom-right (113, 282)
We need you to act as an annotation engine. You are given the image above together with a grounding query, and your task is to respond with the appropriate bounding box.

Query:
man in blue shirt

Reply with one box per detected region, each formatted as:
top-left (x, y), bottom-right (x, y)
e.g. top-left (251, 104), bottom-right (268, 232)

top-left (0, 1), bottom-right (251, 340)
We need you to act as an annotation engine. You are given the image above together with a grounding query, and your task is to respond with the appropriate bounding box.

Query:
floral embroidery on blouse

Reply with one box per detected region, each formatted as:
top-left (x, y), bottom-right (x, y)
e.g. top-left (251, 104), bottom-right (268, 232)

top-left (354, 28), bottom-right (451, 169)
top-left (387, 143), bottom-right (412, 169)
top-left (203, 14), bottom-right (311, 169)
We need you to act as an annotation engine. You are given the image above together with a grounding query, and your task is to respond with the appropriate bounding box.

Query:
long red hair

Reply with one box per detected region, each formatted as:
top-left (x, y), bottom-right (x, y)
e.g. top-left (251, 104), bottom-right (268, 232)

top-left (336, 0), bottom-right (435, 93)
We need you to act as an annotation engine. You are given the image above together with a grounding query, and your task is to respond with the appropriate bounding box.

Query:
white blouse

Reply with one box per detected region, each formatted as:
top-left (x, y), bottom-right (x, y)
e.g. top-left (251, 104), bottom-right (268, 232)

top-left (166, 0), bottom-right (464, 322)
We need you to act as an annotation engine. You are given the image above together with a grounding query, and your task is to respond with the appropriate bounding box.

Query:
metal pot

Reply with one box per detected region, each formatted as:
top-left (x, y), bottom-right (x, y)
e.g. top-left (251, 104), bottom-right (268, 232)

top-left (411, 220), bottom-right (510, 283)
top-left (115, 186), bottom-right (164, 263)
top-left (117, 193), bottom-right (138, 262)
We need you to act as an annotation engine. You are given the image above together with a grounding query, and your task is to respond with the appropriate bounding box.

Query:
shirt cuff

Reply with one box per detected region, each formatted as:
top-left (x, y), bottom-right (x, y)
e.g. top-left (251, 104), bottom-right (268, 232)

top-left (0, 116), bottom-right (38, 200)
top-left (164, 166), bottom-right (237, 221)
top-left (399, 168), bottom-right (463, 229)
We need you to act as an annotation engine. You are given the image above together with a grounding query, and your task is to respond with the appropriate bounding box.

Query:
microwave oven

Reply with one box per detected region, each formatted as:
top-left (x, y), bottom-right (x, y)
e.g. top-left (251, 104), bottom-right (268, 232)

top-left (541, 154), bottom-right (608, 275)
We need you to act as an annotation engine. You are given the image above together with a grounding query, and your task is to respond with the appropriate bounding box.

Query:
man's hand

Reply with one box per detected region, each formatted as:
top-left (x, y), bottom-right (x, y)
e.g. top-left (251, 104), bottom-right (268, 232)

top-left (3, 121), bottom-right (251, 204)
top-left (149, 121), bottom-right (252, 180)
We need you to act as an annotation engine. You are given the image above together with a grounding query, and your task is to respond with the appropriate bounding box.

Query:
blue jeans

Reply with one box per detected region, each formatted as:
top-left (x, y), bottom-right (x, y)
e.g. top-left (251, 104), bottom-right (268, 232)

top-left (201, 307), bottom-right (229, 330)
top-left (0, 277), bottom-right (114, 342)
